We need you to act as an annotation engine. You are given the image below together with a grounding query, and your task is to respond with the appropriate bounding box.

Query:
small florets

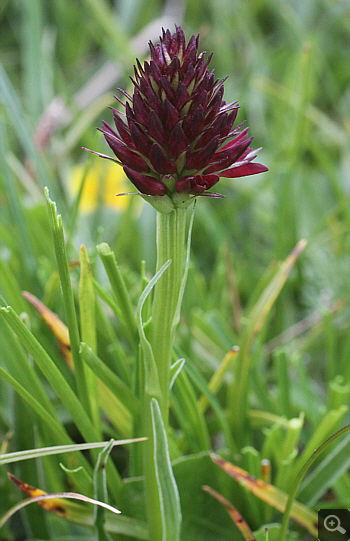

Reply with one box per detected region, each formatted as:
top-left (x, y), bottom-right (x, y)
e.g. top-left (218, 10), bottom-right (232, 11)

top-left (87, 25), bottom-right (268, 211)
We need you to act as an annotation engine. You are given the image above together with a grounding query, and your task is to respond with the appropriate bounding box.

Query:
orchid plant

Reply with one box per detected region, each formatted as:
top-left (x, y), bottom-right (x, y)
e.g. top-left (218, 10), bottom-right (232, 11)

top-left (85, 25), bottom-right (268, 541)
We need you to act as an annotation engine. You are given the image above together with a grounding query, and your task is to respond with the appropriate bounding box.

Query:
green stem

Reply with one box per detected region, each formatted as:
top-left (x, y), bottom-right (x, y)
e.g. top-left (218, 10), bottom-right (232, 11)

top-left (143, 207), bottom-right (187, 541)
top-left (150, 208), bottom-right (187, 427)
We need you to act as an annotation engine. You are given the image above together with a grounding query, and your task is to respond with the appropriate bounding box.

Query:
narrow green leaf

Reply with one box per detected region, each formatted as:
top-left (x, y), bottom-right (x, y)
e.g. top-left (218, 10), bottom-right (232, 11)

top-left (79, 245), bottom-right (97, 352)
top-left (93, 440), bottom-right (115, 541)
top-left (211, 454), bottom-right (317, 537)
top-left (279, 415), bottom-right (304, 464)
top-left (298, 434), bottom-right (350, 506)
top-left (197, 347), bottom-right (239, 415)
top-left (151, 398), bottom-right (182, 541)
top-left (136, 260), bottom-right (171, 397)
top-left (0, 438), bottom-right (146, 466)
top-left (172, 368), bottom-right (210, 453)
top-left (0, 489), bottom-right (120, 531)
top-left (0, 258), bottom-right (27, 314)
top-left (79, 244), bottom-right (100, 433)
top-left (229, 240), bottom-right (307, 443)
top-left (0, 305), bottom-right (56, 418)
top-left (0, 306), bottom-right (95, 440)
top-left (80, 342), bottom-right (138, 416)
top-left (54, 500), bottom-right (150, 539)
top-left (45, 188), bottom-right (91, 417)
top-left (0, 366), bottom-right (93, 495)
top-left (97, 242), bottom-right (138, 348)
top-left (278, 424), bottom-right (350, 541)
top-left (273, 349), bottom-right (292, 417)
top-left (328, 377), bottom-right (350, 411)
top-left (287, 405), bottom-right (348, 485)
top-left (0, 306), bottom-right (122, 497)
top-left (169, 358), bottom-right (185, 391)
top-left (184, 359), bottom-right (237, 452)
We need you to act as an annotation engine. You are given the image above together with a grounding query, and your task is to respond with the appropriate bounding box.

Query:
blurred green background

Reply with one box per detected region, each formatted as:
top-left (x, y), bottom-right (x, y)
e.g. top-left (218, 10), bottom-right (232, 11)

top-left (0, 0), bottom-right (350, 538)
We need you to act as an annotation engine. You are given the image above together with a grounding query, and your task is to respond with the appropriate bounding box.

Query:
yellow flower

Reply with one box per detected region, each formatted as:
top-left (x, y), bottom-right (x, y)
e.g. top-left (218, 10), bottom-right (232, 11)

top-left (69, 160), bottom-right (130, 213)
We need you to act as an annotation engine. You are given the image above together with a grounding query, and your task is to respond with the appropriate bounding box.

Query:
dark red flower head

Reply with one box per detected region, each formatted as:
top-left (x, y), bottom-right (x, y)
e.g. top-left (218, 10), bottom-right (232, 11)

top-left (88, 26), bottom-right (268, 211)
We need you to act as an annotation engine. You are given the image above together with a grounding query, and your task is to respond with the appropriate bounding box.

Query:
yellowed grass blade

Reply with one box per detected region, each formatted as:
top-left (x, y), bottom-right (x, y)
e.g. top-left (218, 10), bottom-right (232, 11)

top-left (23, 291), bottom-right (73, 369)
top-left (211, 454), bottom-right (317, 536)
top-left (203, 485), bottom-right (257, 541)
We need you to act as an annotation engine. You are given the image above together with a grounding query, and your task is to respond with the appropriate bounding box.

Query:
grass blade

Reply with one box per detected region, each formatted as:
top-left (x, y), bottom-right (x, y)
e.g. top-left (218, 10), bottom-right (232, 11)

top-left (79, 244), bottom-right (100, 433)
top-left (203, 485), bottom-right (257, 541)
top-left (46, 188), bottom-right (91, 417)
top-left (0, 438), bottom-right (146, 466)
top-left (211, 453), bottom-right (317, 537)
top-left (0, 305), bottom-right (122, 498)
top-left (97, 242), bottom-right (138, 348)
top-left (151, 398), bottom-right (182, 541)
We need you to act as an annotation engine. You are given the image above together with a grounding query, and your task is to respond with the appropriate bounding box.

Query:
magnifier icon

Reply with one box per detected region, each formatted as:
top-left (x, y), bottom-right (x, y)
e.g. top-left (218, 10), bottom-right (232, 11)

top-left (324, 515), bottom-right (346, 534)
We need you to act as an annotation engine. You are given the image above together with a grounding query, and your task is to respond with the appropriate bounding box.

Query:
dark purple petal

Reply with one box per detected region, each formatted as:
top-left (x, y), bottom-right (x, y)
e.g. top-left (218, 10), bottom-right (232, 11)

top-left (191, 89), bottom-right (208, 110)
top-left (129, 122), bottom-right (153, 154)
top-left (176, 174), bottom-right (220, 194)
top-left (181, 34), bottom-right (198, 74)
top-left (186, 136), bottom-right (219, 170)
top-left (198, 71), bottom-right (212, 92)
top-left (176, 176), bottom-right (192, 193)
top-left (83, 147), bottom-right (119, 164)
top-left (101, 121), bottom-right (122, 142)
top-left (203, 173), bottom-right (220, 188)
top-left (171, 25), bottom-right (185, 58)
top-left (139, 76), bottom-right (163, 116)
top-left (125, 101), bottom-right (136, 125)
top-left (220, 109), bottom-right (239, 138)
top-left (117, 88), bottom-right (132, 102)
top-left (162, 28), bottom-right (172, 51)
top-left (111, 110), bottom-right (134, 147)
top-left (149, 60), bottom-right (161, 85)
top-left (220, 162), bottom-right (269, 178)
top-left (124, 166), bottom-right (167, 195)
top-left (159, 75), bottom-right (176, 102)
top-left (168, 123), bottom-right (188, 159)
top-left (219, 127), bottom-right (249, 151)
top-left (135, 58), bottom-right (145, 78)
top-left (209, 136), bottom-right (253, 170)
top-left (150, 143), bottom-right (177, 174)
top-left (151, 43), bottom-right (166, 69)
top-left (165, 57), bottom-right (180, 83)
top-left (148, 111), bottom-right (168, 147)
top-left (183, 105), bottom-right (205, 141)
top-left (133, 89), bottom-right (150, 126)
top-left (196, 52), bottom-right (213, 83)
top-left (163, 98), bottom-right (180, 132)
top-left (182, 64), bottom-right (195, 88)
top-left (195, 114), bottom-right (228, 150)
top-left (104, 135), bottom-right (149, 173)
top-left (205, 87), bottom-right (224, 125)
top-left (175, 81), bottom-right (190, 111)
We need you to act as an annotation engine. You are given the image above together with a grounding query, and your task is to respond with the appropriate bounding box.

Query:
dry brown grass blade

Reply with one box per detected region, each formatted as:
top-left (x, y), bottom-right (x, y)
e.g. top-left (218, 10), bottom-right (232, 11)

top-left (202, 485), bottom-right (257, 541)
top-left (211, 453), bottom-right (317, 536)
